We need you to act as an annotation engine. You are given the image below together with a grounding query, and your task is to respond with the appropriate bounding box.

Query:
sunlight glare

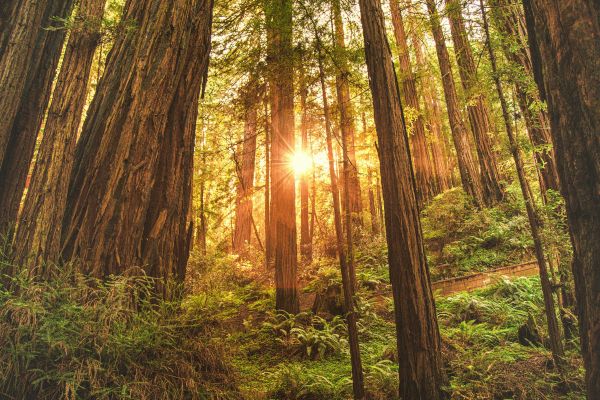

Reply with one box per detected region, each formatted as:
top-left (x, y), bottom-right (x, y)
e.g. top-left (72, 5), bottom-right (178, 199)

top-left (289, 151), bottom-right (312, 176)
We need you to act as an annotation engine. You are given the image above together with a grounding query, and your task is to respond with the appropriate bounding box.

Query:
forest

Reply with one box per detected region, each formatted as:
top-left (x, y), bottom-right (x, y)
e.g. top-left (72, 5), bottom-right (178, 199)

top-left (0, 0), bottom-right (598, 399)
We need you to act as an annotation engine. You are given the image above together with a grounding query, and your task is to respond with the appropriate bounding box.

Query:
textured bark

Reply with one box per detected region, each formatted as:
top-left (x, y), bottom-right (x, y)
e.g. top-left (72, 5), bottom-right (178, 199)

top-left (332, 0), bottom-right (363, 222)
top-left (390, 0), bottom-right (435, 204)
top-left (523, 1), bottom-right (600, 396)
top-left (264, 99), bottom-right (274, 267)
top-left (317, 51), bottom-right (365, 400)
top-left (446, 0), bottom-right (503, 206)
top-left (0, 0), bottom-right (17, 55)
top-left (299, 63), bottom-right (312, 261)
top-left (14, 0), bottom-right (107, 268)
top-left (265, 0), bottom-right (299, 313)
top-left (481, 0), bottom-right (564, 368)
top-left (233, 94), bottom-right (259, 253)
top-left (358, 0), bottom-right (446, 398)
top-left (488, 0), bottom-right (560, 196)
top-left (412, 32), bottom-right (452, 193)
top-left (426, 0), bottom-right (483, 207)
top-left (61, 0), bottom-right (214, 286)
top-left (0, 0), bottom-right (76, 234)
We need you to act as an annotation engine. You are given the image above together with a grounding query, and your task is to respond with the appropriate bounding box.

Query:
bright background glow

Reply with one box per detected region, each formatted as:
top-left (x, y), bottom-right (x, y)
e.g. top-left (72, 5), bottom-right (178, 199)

top-left (289, 151), bottom-right (312, 176)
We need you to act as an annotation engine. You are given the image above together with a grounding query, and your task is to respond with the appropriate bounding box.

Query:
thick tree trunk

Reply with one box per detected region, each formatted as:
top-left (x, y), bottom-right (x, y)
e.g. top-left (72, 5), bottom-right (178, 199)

top-left (488, 0), bottom-right (560, 196)
top-left (332, 0), bottom-right (363, 222)
top-left (358, 0), bottom-right (446, 398)
top-left (0, 0), bottom-right (76, 235)
top-left (523, 1), bottom-right (600, 396)
top-left (265, 0), bottom-right (299, 313)
top-left (317, 50), bottom-right (365, 400)
top-left (481, 0), bottom-right (564, 368)
top-left (299, 64), bottom-right (312, 262)
top-left (61, 0), bottom-right (214, 286)
top-left (446, 0), bottom-right (503, 206)
top-left (233, 95), bottom-right (259, 253)
top-left (390, 0), bottom-right (436, 204)
top-left (264, 98), bottom-right (273, 267)
top-left (14, 0), bottom-right (107, 268)
top-left (412, 32), bottom-right (452, 193)
top-left (426, 0), bottom-right (484, 207)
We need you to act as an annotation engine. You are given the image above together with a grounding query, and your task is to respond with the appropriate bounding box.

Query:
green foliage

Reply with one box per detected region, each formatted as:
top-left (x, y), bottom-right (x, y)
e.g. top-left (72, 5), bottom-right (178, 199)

top-left (422, 187), bottom-right (533, 279)
top-left (262, 312), bottom-right (347, 360)
top-left (0, 262), bottom-right (237, 400)
top-left (265, 364), bottom-right (352, 400)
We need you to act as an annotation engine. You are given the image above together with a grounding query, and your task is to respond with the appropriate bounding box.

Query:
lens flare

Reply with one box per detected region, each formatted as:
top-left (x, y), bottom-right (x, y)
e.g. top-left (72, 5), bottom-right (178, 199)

top-left (289, 151), bottom-right (312, 176)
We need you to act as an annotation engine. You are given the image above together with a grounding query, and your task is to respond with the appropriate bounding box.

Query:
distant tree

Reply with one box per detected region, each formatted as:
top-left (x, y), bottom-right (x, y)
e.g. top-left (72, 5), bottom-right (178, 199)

top-left (523, 1), bottom-right (600, 397)
top-left (358, 0), bottom-right (446, 397)
top-left (426, 0), bottom-right (484, 207)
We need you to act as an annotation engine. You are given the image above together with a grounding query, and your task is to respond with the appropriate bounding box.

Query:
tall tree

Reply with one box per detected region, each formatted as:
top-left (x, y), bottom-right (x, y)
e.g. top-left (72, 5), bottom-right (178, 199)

top-left (390, 0), bottom-right (436, 204)
top-left (317, 46), bottom-right (365, 400)
top-left (488, 0), bottom-right (559, 197)
top-left (411, 30), bottom-right (453, 193)
top-left (0, 0), bottom-right (76, 234)
top-left (332, 0), bottom-right (363, 221)
top-left (446, 0), bottom-right (503, 205)
top-left (299, 55), bottom-right (313, 261)
top-left (358, 0), bottom-right (446, 397)
top-left (480, 0), bottom-right (564, 368)
top-left (14, 0), bottom-right (107, 268)
top-left (233, 84), bottom-right (260, 253)
top-left (265, 0), bottom-right (299, 313)
top-left (426, 0), bottom-right (484, 207)
top-left (61, 0), bottom-right (214, 288)
top-left (523, 1), bottom-right (600, 396)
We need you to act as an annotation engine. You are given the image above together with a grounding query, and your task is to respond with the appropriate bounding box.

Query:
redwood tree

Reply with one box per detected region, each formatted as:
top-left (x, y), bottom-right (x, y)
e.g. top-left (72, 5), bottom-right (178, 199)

top-left (0, 0), bottom-right (76, 234)
top-left (358, 0), bottom-right (446, 397)
top-left (446, 0), bottom-right (503, 206)
top-left (14, 0), bottom-right (107, 268)
top-left (523, 1), bottom-right (600, 396)
top-left (426, 0), bottom-right (484, 207)
top-left (390, 0), bottom-right (436, 204)
top-left (265, 0), bottom-right (299, 313)
top-left (61, 0), bottom-right (214, 288)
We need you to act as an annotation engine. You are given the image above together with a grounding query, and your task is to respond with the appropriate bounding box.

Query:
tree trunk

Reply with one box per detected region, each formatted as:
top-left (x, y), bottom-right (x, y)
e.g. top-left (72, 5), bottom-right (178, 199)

top-left (0, 0), bottom-right (76, 235)
top-left (412, 32), bottom-right (453, 193)
top-left (264, 98), bottom-right (273, 267)
top-left (332, 0), bottom-right (363, 222)
top-left (299, 62), bottom-right (312, 262)
top-left (14, 0), bottom-right (107, 268)
top-left (61, 0), bottom-right (214, 287)
top-left (488, 0), bottom-right (560, 197)
top-left (426, 0), bottom-right (484, 207)
top-left (446, 0), bottom-right (503, 206)
top-left (233, 92), bottom-right (259, 254)
top-left (358, 0), bottom-right (446, 398)
top-left (317, 48), bottom-right (365, 400)
top-left (265, 0), bottom-right (299, 313)
top-left (481, 0), bottom-right (565, 368)
top-left (523, 1), bottom-right (600, 396)
top-left (390, 0), bottom-right (436, 204)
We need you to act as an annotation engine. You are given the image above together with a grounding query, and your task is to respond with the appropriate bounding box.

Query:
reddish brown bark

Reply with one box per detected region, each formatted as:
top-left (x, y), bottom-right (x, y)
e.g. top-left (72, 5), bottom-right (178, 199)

top-left (446, 0), bottom-right (503, 206)
top-left (14, 0), bottom-right (107, 268)
top-left (358, 0), bottom-right (446, 397)
top-left (523, 1), bottom-right (600, 396)
top-left (265, 0), bottom-right (299, 313)
top-left (299, 61), bottom-right (312, 261)
top-left (332, 0), bottom-right (363, 221)
top-left (390, 0), bottom-right (436, 204)
top-left (426, 0), bottom-right (484, 207)
top-left (61, 0), bottom-right (214, 288)
top-left (0, 0), bottom-right (76, 234)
